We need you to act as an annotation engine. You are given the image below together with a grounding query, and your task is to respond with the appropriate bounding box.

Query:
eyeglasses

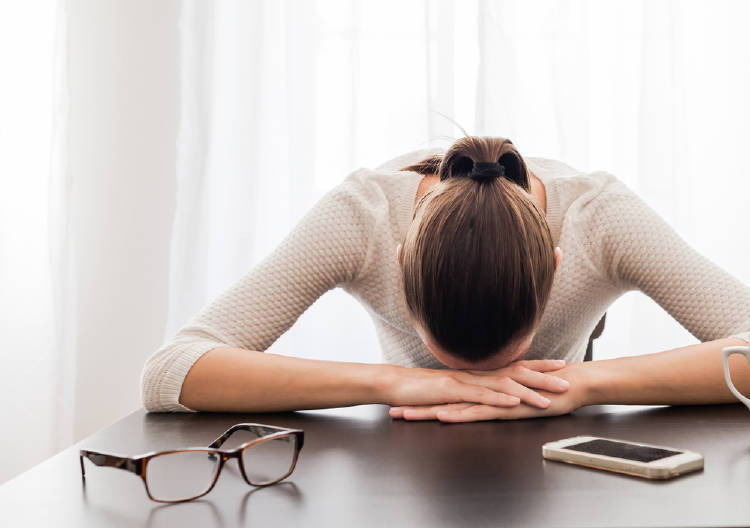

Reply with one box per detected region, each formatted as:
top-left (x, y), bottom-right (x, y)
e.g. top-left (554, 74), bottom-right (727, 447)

top-left (79, 423), bottom-right (304, 503)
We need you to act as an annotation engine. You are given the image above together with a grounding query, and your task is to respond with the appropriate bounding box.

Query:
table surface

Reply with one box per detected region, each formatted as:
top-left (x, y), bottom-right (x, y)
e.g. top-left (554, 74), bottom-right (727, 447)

top-left (2, 403), bottom-right (750, 528)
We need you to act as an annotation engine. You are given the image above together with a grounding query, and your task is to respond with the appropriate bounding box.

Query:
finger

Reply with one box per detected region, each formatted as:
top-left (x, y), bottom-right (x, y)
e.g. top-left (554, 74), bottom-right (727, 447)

top-left (489, 377), bottom-right (552, 409)
top-left (402, 404), bottom-right (473, 421)
top-left (389, 407), bottom-right (404, 419)
top-left (451, 382), bottom-right (521, 408)
top-left (510, 368), bottom-right (570, 394)
top-left (513, 359), bottom-right (566, 372)
top-left (450, 371), bottom-right (551, 408)
top-left (436, 404), bottom-right (507, 423)
top-left (402, 407), bottom-right (440, 421)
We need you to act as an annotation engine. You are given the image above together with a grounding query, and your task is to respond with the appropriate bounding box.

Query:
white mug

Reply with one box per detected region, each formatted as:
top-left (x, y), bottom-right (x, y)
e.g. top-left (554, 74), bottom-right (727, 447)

top-left (722, 345), bottom-right (750, 410)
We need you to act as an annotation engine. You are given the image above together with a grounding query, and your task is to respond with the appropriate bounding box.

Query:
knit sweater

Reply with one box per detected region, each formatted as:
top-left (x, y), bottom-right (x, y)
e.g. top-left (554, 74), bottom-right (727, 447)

top-left (141, 148), bottom-right (750, 412)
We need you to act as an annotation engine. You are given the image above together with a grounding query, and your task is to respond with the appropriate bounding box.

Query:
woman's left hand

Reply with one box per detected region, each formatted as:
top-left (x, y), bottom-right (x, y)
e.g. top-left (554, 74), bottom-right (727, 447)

top-left (389, 363), bottom-right (591, 422)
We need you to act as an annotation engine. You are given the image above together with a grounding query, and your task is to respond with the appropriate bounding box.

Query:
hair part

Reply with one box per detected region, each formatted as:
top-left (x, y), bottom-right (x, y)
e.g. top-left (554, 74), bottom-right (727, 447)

top-left (399, 136), bottom-right (555, 363)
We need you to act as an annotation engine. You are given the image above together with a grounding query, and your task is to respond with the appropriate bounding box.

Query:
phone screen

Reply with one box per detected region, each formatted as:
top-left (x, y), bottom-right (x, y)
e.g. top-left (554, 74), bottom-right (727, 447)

top-left (564, 439), bottom-right (682, 463)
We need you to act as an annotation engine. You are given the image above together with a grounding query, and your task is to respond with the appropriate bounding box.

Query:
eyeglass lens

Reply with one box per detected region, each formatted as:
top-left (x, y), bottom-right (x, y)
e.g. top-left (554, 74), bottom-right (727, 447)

top-left (242, 434), bottom-right (298, 485)
top-left (146, 450), bottom-right (220, 502)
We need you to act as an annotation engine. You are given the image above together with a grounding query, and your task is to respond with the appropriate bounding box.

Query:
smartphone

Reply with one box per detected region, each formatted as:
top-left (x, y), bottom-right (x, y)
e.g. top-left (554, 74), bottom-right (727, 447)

top-left (542, 435), bottom-right (704, 480)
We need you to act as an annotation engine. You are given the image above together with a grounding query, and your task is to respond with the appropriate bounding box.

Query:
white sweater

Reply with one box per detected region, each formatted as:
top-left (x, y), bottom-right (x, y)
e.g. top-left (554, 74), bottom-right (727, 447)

top-left (141, 148), bottom-right (750, 412)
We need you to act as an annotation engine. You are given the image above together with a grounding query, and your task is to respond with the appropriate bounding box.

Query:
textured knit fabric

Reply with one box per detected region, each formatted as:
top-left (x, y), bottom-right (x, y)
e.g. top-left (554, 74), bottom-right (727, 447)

top-left (141, 148), bottom-right (750, 412)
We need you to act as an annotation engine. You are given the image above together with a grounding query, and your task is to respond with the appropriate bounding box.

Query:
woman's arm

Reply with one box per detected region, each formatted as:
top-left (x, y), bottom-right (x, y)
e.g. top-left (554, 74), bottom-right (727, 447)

top-left (390, 337), bottom-right (750, 421)
top-left (180, 346), bottom-right (570, 412)
top-left (179, 347), bottom-right (388, 412)
top-left (578, 179), bottom-right (750, 403)
top-left (579, 337), bottom-right (750, 405)
top-left (141, 181), bottom-right (374, 412)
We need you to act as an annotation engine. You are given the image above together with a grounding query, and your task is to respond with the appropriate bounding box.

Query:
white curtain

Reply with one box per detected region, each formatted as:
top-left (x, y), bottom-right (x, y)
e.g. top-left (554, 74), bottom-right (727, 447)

top-left (3, 0), bottom-right (750, 484)
top-left (1, 0), bottom-right (183, 483)
top-left (0, 0), bottom-right (67, 483)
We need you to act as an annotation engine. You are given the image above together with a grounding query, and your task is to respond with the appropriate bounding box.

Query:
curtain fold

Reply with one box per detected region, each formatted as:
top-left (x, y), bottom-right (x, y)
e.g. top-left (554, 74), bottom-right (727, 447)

top-left (0, 0), bottom-right (65, 484)
top-left (49, 0), bottom-right (77, 466)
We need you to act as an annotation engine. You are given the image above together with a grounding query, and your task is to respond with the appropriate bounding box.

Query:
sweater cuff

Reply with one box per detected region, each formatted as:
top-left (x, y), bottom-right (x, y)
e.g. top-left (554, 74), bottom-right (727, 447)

top-left (141, 339), bottom-right (226, 412)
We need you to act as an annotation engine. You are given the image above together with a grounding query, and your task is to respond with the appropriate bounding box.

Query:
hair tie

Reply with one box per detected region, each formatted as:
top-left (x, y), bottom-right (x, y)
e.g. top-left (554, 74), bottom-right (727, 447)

top-left (469, 161), bottom-right (504, 182)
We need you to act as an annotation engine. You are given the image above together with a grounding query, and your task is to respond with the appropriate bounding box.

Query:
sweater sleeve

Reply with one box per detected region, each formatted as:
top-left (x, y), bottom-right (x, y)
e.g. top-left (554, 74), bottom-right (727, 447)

top-left (140, 178), bottom-right (372, 412)
top-left (588, 175), bottom-right (750, 345)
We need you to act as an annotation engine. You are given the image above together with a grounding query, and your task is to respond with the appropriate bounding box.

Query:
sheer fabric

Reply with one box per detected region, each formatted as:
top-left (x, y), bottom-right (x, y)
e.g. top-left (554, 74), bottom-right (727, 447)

top-left (3, 0), bottom-right (750, 483)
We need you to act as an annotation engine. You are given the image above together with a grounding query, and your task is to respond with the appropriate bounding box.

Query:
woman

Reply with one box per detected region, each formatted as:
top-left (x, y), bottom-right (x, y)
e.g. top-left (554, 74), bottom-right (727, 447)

top-left (141, 136), bottom-right (750, 422)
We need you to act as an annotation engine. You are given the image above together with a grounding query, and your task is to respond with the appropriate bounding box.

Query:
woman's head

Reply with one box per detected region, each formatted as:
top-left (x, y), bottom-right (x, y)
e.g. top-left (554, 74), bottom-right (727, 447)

top-left (398, 136), bottom-right (557, 369)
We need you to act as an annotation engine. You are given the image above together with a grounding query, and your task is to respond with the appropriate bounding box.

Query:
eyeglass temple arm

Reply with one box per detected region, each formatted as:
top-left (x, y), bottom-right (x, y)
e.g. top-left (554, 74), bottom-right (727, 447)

top-left (208, 424), bottom-right (291, 449)
top-left (79, 450), bottom-right (143, 479)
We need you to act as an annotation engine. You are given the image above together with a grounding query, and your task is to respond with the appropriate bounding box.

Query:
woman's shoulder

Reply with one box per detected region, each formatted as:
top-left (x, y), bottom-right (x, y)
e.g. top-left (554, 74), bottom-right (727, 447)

top-left (526, 156), bottom-right (618, 188)
top-left (526, 156), bottom-right (619, 214)
top-left (311, 148), bottom-right (431, 241)
top-left (338, 146), bottom-right (441, 193)
top-left (373, 146), bottom-right (447, 173)
top-left (525, 156), bottom-right (586, 179)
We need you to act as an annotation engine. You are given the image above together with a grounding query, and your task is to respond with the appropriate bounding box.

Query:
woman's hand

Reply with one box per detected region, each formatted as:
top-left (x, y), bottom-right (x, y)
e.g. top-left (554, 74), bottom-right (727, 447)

top-left (389, 362), bottom-right (590, 422)
top-left (382, 359), bottom-right (571, 411)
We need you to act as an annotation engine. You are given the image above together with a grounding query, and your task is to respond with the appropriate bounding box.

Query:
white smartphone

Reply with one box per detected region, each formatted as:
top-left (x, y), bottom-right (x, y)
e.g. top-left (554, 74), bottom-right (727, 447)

top-left (542, 435), bottom-right (704, 480)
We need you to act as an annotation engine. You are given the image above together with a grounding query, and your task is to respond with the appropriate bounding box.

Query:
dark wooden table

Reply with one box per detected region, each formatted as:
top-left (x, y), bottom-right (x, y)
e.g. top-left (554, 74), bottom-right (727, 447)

top-left (2, 403), bottom-right (750, 527)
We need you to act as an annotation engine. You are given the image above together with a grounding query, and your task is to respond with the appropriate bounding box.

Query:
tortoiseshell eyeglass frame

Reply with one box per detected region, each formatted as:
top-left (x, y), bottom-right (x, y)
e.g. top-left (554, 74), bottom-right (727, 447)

top-left (79, 423), bottom-right (304, 503)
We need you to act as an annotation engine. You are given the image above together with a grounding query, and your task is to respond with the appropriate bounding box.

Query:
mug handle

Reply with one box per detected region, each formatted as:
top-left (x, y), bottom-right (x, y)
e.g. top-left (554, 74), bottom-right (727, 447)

top-left (722, 346), bottom-right (750, 410)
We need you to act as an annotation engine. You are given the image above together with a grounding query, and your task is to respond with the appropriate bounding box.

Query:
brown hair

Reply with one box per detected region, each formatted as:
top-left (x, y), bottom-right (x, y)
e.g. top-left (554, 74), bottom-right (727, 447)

top-left (399, 136), bottom-right (555, 363)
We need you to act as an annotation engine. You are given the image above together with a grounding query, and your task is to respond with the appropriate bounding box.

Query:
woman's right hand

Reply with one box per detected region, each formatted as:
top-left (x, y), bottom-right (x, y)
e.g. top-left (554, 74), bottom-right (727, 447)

top-left (382, 359), bottom-right (570, 411)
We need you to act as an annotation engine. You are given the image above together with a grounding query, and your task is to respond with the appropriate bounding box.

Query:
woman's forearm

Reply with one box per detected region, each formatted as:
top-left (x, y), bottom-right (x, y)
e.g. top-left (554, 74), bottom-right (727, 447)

top-left (179, 346), bottom-right (392, 412)
top-left (383, 338), bottom-right (750, 423)
top-left (580, 337), bottom-right (750, 406)
top-left (178, 347), bottom-right (566, 413)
